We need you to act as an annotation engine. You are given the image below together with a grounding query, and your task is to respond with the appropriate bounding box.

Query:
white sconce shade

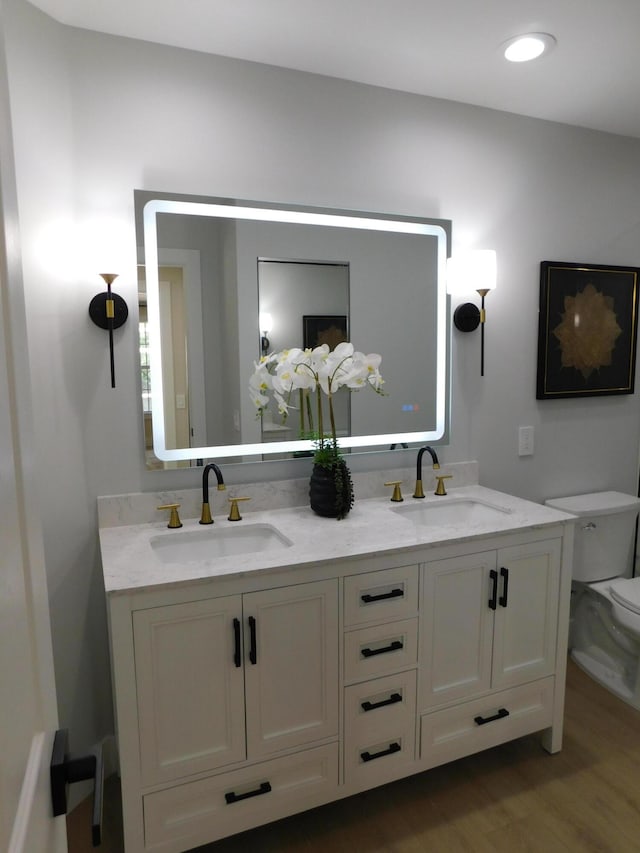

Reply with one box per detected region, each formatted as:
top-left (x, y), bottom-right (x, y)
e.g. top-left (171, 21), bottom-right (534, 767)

top-left (259, 312), bottom-right (273, 333)
top-left (259, 312), bottom-right (273, 356)
top-left (447, 250), bottom-right (497, 296)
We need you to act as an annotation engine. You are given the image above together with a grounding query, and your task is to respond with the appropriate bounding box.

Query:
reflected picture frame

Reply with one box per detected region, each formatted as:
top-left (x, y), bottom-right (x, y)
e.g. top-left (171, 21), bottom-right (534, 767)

top-left (303, 315), bottom-right (349, 351)
top-left (536, 261), bottom-right (640, 399)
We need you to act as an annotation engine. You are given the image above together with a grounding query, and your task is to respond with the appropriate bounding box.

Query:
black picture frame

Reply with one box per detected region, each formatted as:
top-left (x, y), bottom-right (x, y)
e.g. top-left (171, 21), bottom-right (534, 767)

top-left (536, 261), bottom-right (640, 399)
top-left (303, 315), bottom-right (348, 351)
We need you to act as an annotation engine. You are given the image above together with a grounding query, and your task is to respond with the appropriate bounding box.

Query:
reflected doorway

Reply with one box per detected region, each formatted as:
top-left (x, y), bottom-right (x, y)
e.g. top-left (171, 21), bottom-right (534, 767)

top-left (138, 264), bottom-right (194, 469)
top-left (258, 259), bottom-right (350, 447)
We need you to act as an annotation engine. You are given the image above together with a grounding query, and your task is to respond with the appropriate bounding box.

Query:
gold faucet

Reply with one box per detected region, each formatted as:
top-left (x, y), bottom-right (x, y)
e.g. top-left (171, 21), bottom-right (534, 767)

top-left (414, 446), bottom-right (440, 498)
top-left (384, 481), bottom-right (404, 502)
top-left (157, 503), bottom-right (182, 528)
top-left (228, 497), bottom-right (250, 521)
top-left (200, 462), bottom-right (225, 524)
top-left (434, 475), bottom-right (453, 496)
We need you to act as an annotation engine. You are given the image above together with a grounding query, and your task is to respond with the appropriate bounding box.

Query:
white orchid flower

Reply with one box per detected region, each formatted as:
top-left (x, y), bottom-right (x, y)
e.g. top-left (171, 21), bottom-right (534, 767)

top-left (274, 391), bottom-right (293, 416)
top-left (344, 352), bottom-right (383, 390)
top-left (249, 341), bottom-right (385, 451)
top-left (249, 389), bottom-right (269, 411)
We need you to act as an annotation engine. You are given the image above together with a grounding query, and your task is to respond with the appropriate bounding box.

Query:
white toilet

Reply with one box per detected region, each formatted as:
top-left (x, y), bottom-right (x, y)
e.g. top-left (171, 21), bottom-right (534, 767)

top-left (546, 491), bottom-right (640, 708)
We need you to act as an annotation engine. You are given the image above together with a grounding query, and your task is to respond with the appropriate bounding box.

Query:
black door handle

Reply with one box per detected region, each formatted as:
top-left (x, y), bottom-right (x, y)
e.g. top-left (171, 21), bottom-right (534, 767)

top-left (225, 781), bottom-right (272, 804)
top-left (499, 567), bottom-right (509, 607)
top-left (361, 640), bottom-right (403, 658)
top-left (361, 742), bottom-right (401, 762)
top-left (361, 588), bottom-right (404, 603)
top-left (248, 616), bottom-right (257, 664)
top-left (361, 692), bottom-right (402, 712)
top-left (489, 569), bottom-right (498, 610)
top-left (233, 617), bottom-right (241, 667)
top-left (474, 708), bottom-right (510, 726)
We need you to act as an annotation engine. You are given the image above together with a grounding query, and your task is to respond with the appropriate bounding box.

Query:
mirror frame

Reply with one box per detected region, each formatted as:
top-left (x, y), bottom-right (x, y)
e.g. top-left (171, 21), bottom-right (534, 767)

top-left (142, 195), bottom-right (450, 462)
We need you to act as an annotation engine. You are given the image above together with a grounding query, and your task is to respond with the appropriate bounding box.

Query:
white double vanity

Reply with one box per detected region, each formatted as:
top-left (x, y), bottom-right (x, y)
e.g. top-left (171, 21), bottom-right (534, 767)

top-left (99, 475), bottom-right (575, 852)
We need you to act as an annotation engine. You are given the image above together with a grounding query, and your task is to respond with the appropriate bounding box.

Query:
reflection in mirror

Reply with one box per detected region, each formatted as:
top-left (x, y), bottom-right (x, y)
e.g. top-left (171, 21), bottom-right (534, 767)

top-left (135, 192), bottom-right (450, 466)
top-left (258, 259), bottom-right (350, 447)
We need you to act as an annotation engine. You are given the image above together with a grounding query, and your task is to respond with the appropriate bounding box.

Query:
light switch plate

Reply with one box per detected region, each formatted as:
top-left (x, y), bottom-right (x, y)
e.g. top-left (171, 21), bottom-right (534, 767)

top-left (518, 425), bottom-right (534, 456)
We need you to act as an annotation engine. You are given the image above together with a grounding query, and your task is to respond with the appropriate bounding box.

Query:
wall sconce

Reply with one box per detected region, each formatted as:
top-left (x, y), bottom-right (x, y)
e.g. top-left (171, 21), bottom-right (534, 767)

top-left (89, 273), bottom-right (128, 388)
top-left (447, 250), bottom-right (497, 376)
top-left (259, 312), bottom-right (273, 356)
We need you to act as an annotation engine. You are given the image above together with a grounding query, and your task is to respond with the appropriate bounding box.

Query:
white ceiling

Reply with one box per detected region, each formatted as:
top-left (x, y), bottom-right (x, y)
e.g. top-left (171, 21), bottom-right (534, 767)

top-left (27, 0), bottom-right (640, 139)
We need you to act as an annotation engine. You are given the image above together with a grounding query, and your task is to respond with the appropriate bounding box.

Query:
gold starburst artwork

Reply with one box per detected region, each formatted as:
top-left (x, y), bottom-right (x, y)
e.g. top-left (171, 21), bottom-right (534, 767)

top-left (552, 283), bottom-right (622, 379)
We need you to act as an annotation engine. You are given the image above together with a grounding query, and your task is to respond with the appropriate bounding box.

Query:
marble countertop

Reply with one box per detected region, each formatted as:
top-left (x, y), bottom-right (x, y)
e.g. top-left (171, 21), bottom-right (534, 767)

top-left (99, 485), bottom-right (575, 596)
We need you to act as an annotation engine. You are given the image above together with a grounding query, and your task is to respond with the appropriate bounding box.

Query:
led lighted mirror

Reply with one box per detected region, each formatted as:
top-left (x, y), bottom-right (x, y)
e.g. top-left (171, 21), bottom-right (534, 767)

top-left (136, 192), bottom-right (450, 465)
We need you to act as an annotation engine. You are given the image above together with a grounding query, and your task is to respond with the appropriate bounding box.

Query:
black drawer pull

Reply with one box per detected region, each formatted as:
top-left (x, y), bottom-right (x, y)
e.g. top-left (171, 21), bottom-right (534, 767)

top-left (499, 566), bottom-right (509, 608)
top-left (225, 781), bottom-right (271, 804)
top-left (489, 569), bottom-right (498, 610)
top-left (361, 588), bottom-right (404, 604)
top-left (233, 618), bottom-right (241, 668)
top-left (248, 616), bottom-right (257, 665)
top-left (361, 640), bottom-right (403, 658)
top-left (361, 692), bottom-right (402, 712)
top-left (361, 742), bottom-right (401, 762)
top-left (474, 707), bottom-right (510, 726)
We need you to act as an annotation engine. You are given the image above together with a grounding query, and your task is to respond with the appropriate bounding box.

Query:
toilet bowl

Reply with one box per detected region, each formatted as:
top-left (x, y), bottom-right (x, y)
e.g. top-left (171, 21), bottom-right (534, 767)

top-left (546, 491), bottom-right (640, 708)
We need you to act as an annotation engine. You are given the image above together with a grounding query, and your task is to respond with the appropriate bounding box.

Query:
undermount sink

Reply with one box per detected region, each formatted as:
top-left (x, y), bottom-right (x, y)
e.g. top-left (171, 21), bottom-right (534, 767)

top-left (391, 498), bottom-right (512, 527)
top-left (150, 523), bottom-right (293, 563)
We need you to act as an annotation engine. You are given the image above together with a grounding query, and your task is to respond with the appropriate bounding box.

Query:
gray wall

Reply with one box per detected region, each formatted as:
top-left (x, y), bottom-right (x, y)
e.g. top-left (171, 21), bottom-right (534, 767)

top-left (4, 0), bottom-right (640, 763)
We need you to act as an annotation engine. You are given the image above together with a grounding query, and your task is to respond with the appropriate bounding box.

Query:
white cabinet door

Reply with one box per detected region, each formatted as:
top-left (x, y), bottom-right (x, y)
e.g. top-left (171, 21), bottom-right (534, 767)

top-left (243, 579), bottom-right (339, 759)
top-left (421, 551), bottom-right (495, 708)
top-left (134, 595), bottom-right (246, 786)
top-left (421, 538), bottom-right (562, 710)
top-left (492, 539), bottom-right (561, 689)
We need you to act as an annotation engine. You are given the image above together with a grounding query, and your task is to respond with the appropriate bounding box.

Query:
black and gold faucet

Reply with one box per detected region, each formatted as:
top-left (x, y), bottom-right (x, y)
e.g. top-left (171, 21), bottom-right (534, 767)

top-left (413, 446), bottom-right (440, 498)
top-left (200, 462), bottom-right (226, 524)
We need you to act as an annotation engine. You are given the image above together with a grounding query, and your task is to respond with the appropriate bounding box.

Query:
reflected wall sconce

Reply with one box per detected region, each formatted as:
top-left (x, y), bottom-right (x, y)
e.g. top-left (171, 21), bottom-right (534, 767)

top-left (89, 273), bottom-right (128, 388)
top-left (447, 250), bottom-right (497, 376)
top-left (259, 312), bottom-right (273, 356)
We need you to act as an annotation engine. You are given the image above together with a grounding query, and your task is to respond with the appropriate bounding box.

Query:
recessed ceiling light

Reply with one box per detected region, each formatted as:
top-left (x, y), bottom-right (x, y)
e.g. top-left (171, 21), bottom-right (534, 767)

top-left (502, 33), bottom-right (556, 63)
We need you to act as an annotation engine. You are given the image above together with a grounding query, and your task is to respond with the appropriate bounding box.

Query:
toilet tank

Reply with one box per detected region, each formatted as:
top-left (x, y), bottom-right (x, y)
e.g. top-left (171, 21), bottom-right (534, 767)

top-left (545, 491), bottom-right (640, 582)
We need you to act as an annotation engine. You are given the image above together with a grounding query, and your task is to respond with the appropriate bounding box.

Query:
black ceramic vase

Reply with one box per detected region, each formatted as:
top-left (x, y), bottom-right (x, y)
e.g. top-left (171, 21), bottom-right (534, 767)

top-left (309, 460), bottom-right (354, 519)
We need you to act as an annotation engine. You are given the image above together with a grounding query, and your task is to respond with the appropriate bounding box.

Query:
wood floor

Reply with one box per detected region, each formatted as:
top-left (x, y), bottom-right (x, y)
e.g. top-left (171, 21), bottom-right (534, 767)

top-left (68, 659), bottom-right (640, 852)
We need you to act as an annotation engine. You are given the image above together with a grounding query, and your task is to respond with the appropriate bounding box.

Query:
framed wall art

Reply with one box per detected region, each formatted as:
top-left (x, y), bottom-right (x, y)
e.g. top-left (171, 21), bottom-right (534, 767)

top-left (536, 261), bottom-right (640, 399)
top-left (303, 315), bottom-right (348, 351)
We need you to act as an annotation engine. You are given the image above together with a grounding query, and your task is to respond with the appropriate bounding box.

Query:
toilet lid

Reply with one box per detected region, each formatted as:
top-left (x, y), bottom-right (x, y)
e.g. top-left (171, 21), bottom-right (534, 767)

top-left (610, 577), bottom-right (640, 615)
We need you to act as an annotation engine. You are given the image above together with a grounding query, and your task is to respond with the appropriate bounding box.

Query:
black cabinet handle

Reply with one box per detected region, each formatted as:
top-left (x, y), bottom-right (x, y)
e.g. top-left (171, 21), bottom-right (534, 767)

top-left (361, 588), bottom-right (404, 604)
top-left (474, 707), bottom-right (510, 726)
top-left (233, 618), bottom-right (241, 668)
top-left (499, 567), bottom-right (509, 607)
top-left (225, 781), bottom-right (271, 804)
top-left (361, 692), bottom-right (402, 712)
top-left (489, 569), bottom-right (498, 610)
top-left (361, 640), bottom-right (403, 658)
top-left (361, 742), bottom-right (401, 762)
top-left (248, 616), bottom-right (257, 665)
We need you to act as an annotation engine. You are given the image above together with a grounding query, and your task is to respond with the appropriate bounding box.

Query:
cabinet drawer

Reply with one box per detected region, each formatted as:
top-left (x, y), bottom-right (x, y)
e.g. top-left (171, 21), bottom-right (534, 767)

top-left (344, 671), bottom-right (417, 785)
top-left (420, 677), bottom-right (555, 769)
top-left (344, 618), bottom-right (418, 683)
top-left (344, 670), bottom-right (416, 785)
top-left (344, 565), bottom-right (419, 627)
top-left (143, 743), bottom-right (339, 849)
